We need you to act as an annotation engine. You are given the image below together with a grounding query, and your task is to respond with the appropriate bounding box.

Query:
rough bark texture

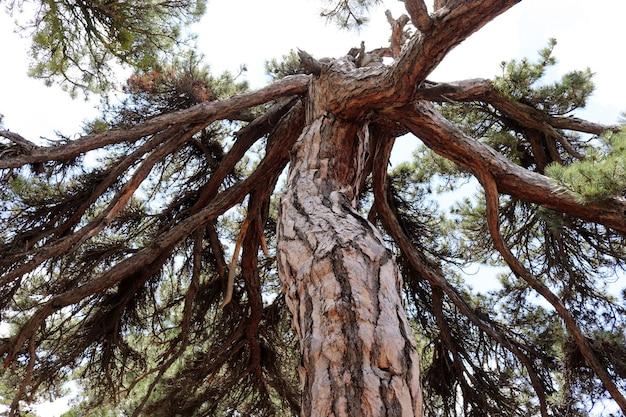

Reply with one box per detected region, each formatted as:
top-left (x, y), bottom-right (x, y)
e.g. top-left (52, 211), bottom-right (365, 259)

top-left (4, 1), bottom-right (626, 416)
top-left (277, 110), bottom-right (423, 416)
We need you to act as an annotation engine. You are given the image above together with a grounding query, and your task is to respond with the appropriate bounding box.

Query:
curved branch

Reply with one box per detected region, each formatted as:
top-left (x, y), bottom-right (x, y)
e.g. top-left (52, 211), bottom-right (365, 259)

top-left (475, 161), bottom-right (626, 414)
top-left (371, 130), bottom-right (550, 416)
top-left (395, 101), bottom-right (626, 233)
top-left (324, 0), bottom-right (520, 117)
top-left (0, 74), bottom-right (309, 169)
top-left (415, 78), bottom-right (621, 136)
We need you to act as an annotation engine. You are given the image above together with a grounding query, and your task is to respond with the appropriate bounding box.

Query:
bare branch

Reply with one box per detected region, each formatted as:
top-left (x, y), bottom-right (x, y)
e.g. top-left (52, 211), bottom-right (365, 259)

top-left (385, 10), bottom-right (411, 57)
top-left (297, 49), bottom-right (323, 76)
top-left (0, 130), bottom-right (37, 151)
top-left (221, 218), bottom-right (251, 308)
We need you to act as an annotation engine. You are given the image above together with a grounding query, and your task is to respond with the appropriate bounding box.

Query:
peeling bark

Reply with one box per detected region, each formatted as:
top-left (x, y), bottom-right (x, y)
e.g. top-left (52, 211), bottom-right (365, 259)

top-left (277, 113), bottom-right (423, 416)
top-left (3, 1), bottom-right (626, 415)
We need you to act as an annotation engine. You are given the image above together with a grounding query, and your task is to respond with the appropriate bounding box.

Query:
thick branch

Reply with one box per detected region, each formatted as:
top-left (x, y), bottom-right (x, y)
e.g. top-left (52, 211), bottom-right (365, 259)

top-left (0, 130), bottom-right (37, 151)
top-left (0, 74), bottom-right (309, 169)
top-left (370, 131), bottom-right (550, 415)
top-left (394, 102), bottom-right (626, 233)
top-left (415, 78), bottom-right (621, 136)
top-left (391, 0), bottom-right (519, 90)
top-left (324, 0), bottom-right (520, 117)
top-left (475, 163), bottom-right (626, 414)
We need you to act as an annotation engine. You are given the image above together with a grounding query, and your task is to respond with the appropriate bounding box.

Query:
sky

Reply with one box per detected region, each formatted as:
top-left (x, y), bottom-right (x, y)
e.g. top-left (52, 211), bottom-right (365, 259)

top-left (0, 0), bottom-right (625, 142)
top-left (1, 0), bottom-right (625, 415)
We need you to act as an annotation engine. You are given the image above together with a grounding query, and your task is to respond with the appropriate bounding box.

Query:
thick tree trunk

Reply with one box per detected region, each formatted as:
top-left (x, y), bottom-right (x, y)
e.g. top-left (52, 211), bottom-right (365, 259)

top-left (277, 107), bottom-right (423, 416)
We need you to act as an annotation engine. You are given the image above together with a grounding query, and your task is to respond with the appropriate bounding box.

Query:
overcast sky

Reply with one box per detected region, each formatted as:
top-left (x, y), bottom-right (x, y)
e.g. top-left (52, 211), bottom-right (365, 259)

top-left (1, 1), bottom-right (625, 415)
top-left (0, 0), bottom-right (624, 144)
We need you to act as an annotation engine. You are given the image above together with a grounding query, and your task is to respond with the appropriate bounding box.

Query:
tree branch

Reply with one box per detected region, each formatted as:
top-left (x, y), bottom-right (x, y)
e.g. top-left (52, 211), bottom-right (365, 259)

top-left (394, 101), bottom-right (626, 234)
top-left (399, 0), bottom-right (432, 32)
top-left (221, 217), bottom-right (251, 308)
top-left (475, 160), bottom-right (626, 414)
top-left (370, 130), bottom-right (550, 416)
top-left (297, 49), bottom-right (323, 75)
top-left (415, 78), bottom-right (621, 135)
top-left (385, 10), bottom-right (411, 57)
top-left (0, 75), bottom-right (309, 169)
top-left (0, 130), bottom-right (37, 151)
top-left (307, 0), bottom-right (520, 118)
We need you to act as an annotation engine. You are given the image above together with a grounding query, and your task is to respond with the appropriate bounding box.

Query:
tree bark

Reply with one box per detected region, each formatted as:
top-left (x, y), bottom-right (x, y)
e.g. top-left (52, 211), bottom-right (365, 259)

top-left (277, 101), bottom-right (423, 415)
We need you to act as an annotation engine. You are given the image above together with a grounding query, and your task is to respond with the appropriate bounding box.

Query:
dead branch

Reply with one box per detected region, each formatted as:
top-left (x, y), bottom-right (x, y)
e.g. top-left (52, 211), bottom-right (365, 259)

top-left (0, 130), bottom-right (37, 151)
top-left (221, 217), bottom-right (251, 308)
top-left (385, 10), bottom-right (411, 57)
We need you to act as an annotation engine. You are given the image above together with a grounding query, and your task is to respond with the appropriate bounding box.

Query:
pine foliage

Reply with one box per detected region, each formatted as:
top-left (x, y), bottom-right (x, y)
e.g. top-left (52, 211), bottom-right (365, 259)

top-left (3, 0), bottom-right (206, 95)
top-left (1, 3), bottom-right (626, 417)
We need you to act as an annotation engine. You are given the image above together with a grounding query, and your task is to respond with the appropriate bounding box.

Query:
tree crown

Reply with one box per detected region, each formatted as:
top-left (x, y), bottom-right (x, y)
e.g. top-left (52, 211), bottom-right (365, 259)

top-left (1, 1), bottom-right (625, 416)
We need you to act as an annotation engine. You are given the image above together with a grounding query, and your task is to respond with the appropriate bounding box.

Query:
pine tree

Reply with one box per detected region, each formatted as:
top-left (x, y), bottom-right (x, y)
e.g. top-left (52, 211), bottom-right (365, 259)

top-left (1, 1), bottom-right (625, 416)
top-left (2, 0), bottom-right (206, 95)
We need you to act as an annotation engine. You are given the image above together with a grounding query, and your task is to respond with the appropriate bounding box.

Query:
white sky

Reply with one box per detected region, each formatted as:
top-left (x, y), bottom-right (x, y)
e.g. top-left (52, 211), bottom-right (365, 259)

top-left (0, 0), bottom-right (624, 142)
top-left (1, 1), bottom-right (625, 415)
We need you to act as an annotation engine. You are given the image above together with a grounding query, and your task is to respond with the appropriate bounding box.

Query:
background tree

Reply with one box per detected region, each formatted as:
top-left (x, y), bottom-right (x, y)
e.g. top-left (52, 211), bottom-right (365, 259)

top-left (1, 1), bottom-right (626, 416)
top-left (1, 0), bottom-right (206, 95)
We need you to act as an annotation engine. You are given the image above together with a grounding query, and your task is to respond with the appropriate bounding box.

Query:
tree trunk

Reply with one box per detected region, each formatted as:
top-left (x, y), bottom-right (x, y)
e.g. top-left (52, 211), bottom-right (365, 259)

top-left (277, 81), bottom-right (423, 416)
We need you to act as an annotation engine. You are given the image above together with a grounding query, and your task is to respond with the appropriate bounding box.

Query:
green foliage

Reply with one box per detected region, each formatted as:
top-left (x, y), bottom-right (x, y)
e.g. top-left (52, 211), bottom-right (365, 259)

top-left (546, 130), bottom-right (626, 202)
top-left (319, 0), bottom-right (382, 29)
top-left (0, 51), bottom-right (297, 416)
top-left (388, 153), bottom-right (463, 262)
top-left (3, 0), bottom-right (207, 96)
top-left (1, 9), bottom-right (625, 417)
top-left (265, 50), bottom-right (304, 80)
top-left (86, 50), bottom-right (249, 131)
top-left (440, 40), bottom-right (596, 176)
top-left (495, 38), bottom-right (595, 115)
top-left (400, 40), bottom-right (626, 416)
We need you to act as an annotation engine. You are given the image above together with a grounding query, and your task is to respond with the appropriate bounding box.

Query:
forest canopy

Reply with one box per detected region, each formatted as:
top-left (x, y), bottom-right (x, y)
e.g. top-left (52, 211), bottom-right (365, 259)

top-left (1, 1), bottom-right (625, 416)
